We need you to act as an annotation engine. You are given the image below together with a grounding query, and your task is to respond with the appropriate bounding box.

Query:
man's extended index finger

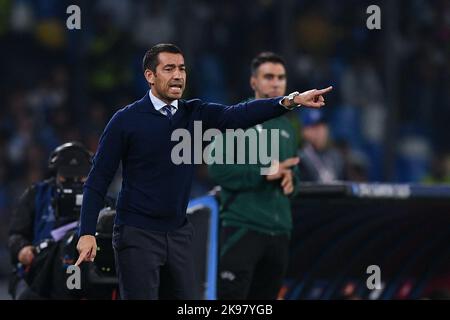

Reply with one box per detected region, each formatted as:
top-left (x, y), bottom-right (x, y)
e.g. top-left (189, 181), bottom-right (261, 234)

top-left (316, 86), bottom-right (333, 95)
top-left (281, 157), bottom-right (300, 168)
top-left (75, 251), bottom-right (87, 267)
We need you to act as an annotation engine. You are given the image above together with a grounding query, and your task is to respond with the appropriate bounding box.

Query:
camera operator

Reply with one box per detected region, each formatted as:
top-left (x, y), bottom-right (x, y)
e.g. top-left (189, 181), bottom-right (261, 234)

top-left (8, 142), bottom-right (92, 299)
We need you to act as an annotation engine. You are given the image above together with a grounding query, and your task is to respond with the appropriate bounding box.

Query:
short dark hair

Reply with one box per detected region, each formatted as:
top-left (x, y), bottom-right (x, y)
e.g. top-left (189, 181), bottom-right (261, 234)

top-left (251, 52), bottom-right (286, 75)
top-left (142, 43), bottom-right (183, 73)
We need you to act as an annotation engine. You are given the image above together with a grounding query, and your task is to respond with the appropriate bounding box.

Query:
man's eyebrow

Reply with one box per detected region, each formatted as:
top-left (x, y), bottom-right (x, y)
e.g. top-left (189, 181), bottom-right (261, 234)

top-left (263, 73), bottom-right (277, 77)
top-left (263, 73), bottom-right (286, 77)
top-left (163, 64), bottom-right (185, 68)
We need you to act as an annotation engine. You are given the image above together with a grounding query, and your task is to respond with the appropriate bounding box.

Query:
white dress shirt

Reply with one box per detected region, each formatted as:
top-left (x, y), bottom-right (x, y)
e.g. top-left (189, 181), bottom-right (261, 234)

top-left (149, 90), bottom-right (178, 116)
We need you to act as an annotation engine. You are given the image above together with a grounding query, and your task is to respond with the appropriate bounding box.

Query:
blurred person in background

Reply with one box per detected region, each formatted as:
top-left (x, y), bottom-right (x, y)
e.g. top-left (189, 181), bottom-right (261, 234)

top-left (208, 52), bottom-right (300, 300)
top-left (298, 109), bottom-right (344, 183)
top-left (334, 140), bottom-right (369, 182)
top-left (8, 142), bottom-right (92, 299)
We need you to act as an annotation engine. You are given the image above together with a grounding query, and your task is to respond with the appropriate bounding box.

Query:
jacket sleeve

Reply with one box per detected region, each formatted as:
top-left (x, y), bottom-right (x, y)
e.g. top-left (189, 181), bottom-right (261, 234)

top-left (207, 132), bottom-right (265, 191)
top-left (79, 110), bottom-right (125, 236)
top-left (8, 186), bottom-right (36, 264)
top-left (208, 161), bottom-right (264, 191)
top-left (199, 97), bottom-right (289, 132)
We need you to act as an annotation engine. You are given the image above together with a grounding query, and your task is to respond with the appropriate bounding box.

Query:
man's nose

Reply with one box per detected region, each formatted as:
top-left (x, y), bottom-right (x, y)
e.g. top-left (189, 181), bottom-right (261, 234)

top-left (173, 70), bottom-right (182, 80)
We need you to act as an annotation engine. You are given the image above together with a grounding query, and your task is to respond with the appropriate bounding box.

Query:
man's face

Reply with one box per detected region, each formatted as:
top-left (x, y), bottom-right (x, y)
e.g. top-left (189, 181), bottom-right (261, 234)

top-left (250, 62), bottom-right (286, 99)
top-left (145, 52), bottom-right (186, 103)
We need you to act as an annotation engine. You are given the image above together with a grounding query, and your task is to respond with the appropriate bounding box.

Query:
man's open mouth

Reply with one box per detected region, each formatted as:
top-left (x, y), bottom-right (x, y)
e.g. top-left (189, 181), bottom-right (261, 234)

top-left (168, 84), bottom-right (183, 95)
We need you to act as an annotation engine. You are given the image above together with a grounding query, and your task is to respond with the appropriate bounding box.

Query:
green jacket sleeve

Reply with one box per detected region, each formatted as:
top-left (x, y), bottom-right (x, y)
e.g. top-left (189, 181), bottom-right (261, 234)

top-left (208, 162), bottom-right (264, 191)
top-left (207, 132), bottom-right (265, 191)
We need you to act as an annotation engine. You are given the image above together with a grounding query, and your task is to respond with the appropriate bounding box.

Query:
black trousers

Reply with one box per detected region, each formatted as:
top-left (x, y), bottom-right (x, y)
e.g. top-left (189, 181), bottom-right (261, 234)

top-left (112, 219), bottom-right (198, 300)
top-left (218, 226), bottom-right (289, 300)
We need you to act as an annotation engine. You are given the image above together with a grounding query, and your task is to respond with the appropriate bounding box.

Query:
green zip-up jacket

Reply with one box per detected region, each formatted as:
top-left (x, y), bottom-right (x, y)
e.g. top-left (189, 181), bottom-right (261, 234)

top-left (208, 115), bottom-right (299, 236)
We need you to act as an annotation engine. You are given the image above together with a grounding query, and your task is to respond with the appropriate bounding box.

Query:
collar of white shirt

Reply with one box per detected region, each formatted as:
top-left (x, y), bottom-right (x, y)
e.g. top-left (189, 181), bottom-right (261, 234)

top-left (149, 90), bottom-right (178, 113)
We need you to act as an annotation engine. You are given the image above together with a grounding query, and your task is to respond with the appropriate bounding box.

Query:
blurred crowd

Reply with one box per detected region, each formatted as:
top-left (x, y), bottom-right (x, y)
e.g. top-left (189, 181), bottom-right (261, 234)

top-left (0, 0), bottom-right (449, 275)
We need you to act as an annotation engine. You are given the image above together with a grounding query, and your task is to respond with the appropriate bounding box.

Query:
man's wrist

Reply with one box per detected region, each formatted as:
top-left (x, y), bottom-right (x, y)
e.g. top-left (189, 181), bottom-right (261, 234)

top-left (280, 92), bottom-right (301, 110)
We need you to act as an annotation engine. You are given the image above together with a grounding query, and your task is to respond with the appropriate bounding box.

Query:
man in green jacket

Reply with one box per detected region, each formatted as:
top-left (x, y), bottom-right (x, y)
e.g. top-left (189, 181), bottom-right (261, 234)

top-left (208, 52), bottom-right (300, 299)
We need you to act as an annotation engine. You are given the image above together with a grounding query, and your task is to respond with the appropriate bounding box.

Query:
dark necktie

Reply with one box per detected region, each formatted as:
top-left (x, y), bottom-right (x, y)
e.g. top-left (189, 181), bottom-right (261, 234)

top-left (162, 105), bottom-right (173, 120)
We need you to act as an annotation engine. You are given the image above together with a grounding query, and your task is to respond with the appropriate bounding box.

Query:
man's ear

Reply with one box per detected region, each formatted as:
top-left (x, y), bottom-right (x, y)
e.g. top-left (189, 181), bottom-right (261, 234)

top-left (144, 69), bottom-right (155, 86)
top-left (250, 76), bottom-right (256, 91)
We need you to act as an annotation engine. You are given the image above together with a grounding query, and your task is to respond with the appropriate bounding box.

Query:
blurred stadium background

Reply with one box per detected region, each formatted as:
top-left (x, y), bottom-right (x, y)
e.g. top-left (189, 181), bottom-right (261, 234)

top-left (0, 0), bottom-right (449, 299)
